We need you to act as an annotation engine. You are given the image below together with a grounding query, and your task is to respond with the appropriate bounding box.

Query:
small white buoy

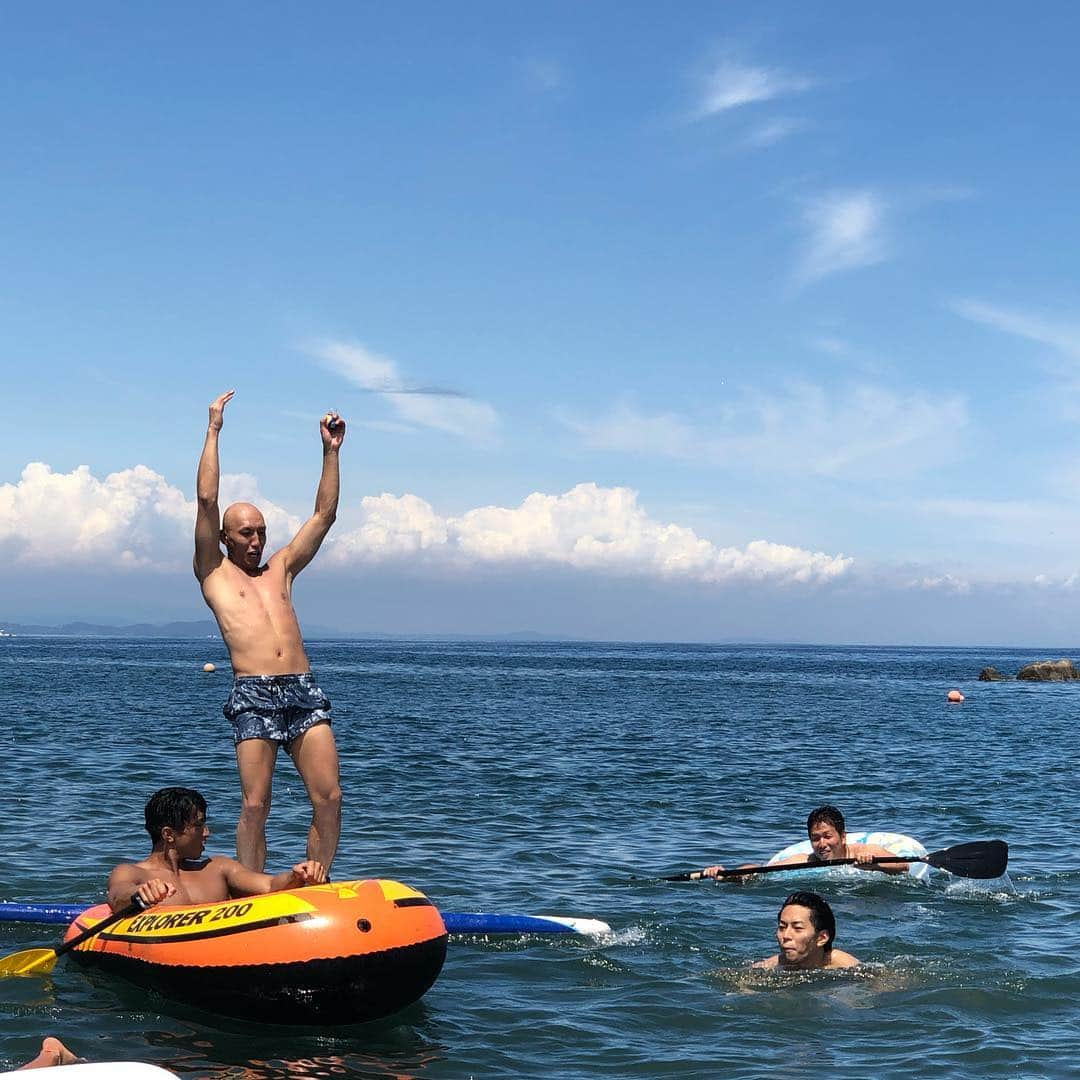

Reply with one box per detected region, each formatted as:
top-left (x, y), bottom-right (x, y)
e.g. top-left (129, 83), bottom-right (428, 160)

top-left (203, 662), bottom-right (216, 673)
top-left (947, 689), bottom-right (964, 703)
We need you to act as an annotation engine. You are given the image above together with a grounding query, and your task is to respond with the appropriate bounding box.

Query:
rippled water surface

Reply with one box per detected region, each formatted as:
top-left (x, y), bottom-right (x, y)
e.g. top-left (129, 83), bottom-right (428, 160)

top-left (1, 638), bottom-right (1077, 1078)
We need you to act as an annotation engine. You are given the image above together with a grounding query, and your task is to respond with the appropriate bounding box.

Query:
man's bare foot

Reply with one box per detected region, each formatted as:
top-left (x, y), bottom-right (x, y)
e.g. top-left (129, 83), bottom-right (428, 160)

top-left (19, 1036), bottom-right (84, 1069)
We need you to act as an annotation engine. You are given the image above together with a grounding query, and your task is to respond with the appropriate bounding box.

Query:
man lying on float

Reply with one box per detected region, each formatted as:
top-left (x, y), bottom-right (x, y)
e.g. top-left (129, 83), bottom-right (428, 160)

top-left (703, 804), bottom-right (910, 881)
top-left (107, 787), bottom-right (327, 912)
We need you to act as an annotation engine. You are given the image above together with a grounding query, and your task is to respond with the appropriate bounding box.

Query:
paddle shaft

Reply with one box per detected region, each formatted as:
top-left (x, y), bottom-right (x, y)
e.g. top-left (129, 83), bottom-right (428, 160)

top-left (667, 840), bottom-right (1008, 882)
top-left (51, 898), bottom-right (144, 958)
top-left (673, 854), bottom-right (916, 881)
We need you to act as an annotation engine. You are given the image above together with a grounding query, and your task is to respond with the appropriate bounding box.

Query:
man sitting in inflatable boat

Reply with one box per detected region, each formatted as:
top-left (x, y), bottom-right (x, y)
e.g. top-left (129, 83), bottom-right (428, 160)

top-left (107, 787), bottom-right (327, 912)
top-left (702, 804), bottom-right (911, 882)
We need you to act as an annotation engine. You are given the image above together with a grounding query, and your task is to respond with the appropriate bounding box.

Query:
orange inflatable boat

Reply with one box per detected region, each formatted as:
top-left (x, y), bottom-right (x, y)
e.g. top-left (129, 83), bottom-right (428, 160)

top-left (64, 879), bottom-right (447, 1024)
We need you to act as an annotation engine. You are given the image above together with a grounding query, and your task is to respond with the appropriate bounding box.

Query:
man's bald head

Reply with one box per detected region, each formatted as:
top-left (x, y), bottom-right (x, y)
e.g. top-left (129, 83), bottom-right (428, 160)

top-left (220, 503), bottom-right (267, 571)
top-left (222, 502), bottom-right (264, 532)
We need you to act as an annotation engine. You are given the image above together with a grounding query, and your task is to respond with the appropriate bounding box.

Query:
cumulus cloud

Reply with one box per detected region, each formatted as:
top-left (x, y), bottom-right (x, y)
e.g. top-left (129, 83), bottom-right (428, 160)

top-left (564, 383), bottom-right (967, 480)
top-left (0, 463), bottom-right (194, 569)
top-left (0, 464), bottom-right (299, 569)
top-left (307, 339), bottom-right (500, 442)
top-left (328, 482), bottom-right (852, 585)
top-left (696, 59), bottom-right (812, 118)
top-left (0, 465), bottom-right (850, 586)
top-left (796, 190), bottom-right (887, 285)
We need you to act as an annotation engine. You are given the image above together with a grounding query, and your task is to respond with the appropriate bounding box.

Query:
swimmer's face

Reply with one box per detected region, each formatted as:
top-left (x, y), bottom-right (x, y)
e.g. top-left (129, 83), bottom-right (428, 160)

top-left (775, 904), bottom-right (829, 968)
top-left (809, 822), bottom-right (845, 861)
top-left (221, 505), bottom-right (267, 571)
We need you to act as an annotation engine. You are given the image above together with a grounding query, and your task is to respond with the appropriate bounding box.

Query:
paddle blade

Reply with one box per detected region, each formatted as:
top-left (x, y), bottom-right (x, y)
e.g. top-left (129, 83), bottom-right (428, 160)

top-left (0, 948), bottom-right (58, 976)
top-left (925, 840), bottom-right (1008, 879)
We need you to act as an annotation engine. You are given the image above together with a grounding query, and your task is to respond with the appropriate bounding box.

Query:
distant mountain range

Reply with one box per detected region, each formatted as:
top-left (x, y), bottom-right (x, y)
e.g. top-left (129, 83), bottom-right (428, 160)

top-left (0, 619), bottom-right (222, 638)
top-left (0, 620), bottom-right (577, 642)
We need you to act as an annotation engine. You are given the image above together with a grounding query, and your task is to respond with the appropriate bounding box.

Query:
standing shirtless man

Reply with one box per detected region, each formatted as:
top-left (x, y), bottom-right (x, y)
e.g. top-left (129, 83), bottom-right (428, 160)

top-left (195, 389), bottom-right (345, 872)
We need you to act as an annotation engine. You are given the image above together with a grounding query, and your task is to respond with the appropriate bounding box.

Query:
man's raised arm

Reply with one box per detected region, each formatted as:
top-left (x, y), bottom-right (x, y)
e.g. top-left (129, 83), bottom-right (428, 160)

top-left (194, 390), bottom-right (234, 582)
top-left (281, 411), bottom-right (346, 577)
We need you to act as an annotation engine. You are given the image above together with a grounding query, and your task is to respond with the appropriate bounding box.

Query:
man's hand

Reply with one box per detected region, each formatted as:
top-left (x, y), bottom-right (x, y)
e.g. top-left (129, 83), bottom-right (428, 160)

top-left (132, 879), bottom-right (177, 908)
top-left (320, 411), bottom-right (346, 451)
top-left (701, 862), bottom-right (755, 885)
top-left (289, 860), bottom-right (328, 886)
top-left (209, 390), bottom-right (235, 432)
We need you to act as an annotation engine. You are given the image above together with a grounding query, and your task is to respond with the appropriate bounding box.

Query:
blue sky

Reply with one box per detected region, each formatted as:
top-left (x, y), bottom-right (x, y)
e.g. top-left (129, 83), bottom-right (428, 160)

top-left (3, 4), bottom-right (1080, 643)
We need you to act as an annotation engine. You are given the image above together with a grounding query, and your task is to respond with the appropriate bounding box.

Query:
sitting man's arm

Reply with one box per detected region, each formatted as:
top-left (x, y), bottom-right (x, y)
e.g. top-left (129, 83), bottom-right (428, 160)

top-left (278, 412), bottom-right (345, 578)
top-left (193, 390), bottom-right (234, 583)
top-left (221, 858), bottom-right (328, 898)
top-left (107, 865), bottom-right (177, 913)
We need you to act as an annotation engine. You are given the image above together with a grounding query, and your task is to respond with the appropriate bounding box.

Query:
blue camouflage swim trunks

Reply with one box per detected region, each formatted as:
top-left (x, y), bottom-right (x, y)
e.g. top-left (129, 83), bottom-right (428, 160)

top-left (223, 673), bottom-right (332, 749)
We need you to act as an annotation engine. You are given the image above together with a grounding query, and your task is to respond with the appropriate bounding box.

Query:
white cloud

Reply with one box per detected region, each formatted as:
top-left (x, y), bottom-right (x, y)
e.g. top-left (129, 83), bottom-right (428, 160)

top-left (908, 574), bottom-right (971, 594)
top-left (809, 335), bottom-right (854, 357)
top-left (0, 464), bottom-right (300, 569)
top-left (0, 463), bottom-right (193, 569)
top-left (952, 299), bottom-right (1080, 419)
top-left (0, 465), bottom-right (850, 586)
top-left (952, 300), bottom-right (1080, 361)
top-left (696, 60), bottom-right (812, 118)
top-left (520, 57), bottom-right (566, 95)
top-left (563, 404), bottom-right (697, 460)
top-left (328, 482), bottom-right (852, 585)
top-left (796, 190), bottom-right (887, 285)
top-left (385, 391), bottom-right (502, 440)
top-left (742, 117), bottom-right (803, 150)
top-left (307, 339), bottom-right (500, 442)
top-left (565, 383), bottom-right (967, 480)
top-left (912, 497), bottom-right (1046, 523)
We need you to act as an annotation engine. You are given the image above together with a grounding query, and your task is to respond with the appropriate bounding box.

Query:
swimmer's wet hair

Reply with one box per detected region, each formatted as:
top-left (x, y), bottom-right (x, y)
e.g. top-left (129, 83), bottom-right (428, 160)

top-left (145, 787), bottom-right (207, 845)
top-left (780, 891), bottom-right (837, 951)
top-left (807, 804), bottom-right (845, 837)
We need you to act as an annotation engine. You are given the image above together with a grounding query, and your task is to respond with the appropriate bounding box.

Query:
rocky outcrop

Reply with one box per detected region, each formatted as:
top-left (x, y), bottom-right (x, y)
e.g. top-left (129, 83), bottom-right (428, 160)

top-left (978, 667), bottom-right (1006, 681)
top-left (1016, 658), bottom-right (1080, 682)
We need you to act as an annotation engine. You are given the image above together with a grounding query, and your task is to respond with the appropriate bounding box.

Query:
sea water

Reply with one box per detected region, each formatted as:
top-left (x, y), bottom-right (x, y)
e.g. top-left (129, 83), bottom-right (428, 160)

top-left (0, 638), bottom-right (1077, 1078)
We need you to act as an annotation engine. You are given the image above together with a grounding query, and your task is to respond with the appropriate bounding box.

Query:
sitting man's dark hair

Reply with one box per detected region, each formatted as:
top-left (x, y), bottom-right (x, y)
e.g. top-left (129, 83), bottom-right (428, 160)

top-left (806, 804), bottom-right (845, 836)
top-left (780, 891), bottom-right (837, 951)
top-left (145, 787), bottom-right (207, 845)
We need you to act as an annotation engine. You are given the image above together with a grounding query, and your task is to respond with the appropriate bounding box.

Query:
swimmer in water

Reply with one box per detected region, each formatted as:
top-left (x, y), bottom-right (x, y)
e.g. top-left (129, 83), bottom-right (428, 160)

top-left (753, 891), bottom-right (858, 970)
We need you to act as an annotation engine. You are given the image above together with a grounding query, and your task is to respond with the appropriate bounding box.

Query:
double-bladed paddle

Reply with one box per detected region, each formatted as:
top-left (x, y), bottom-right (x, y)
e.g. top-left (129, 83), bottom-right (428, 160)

top-left (658, 840), bottom-right (1008, 882)
top-left (0, 896), bottom-right (146, 976)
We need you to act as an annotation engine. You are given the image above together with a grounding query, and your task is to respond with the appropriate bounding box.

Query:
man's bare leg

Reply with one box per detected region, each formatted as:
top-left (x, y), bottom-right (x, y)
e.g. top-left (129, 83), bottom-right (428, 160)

top-left (235, 739), bottom-right (278, 871)
top-left (19, 1037), bottom-right (83, 1070)
top-left (289, 724), bottom-right (342, 871)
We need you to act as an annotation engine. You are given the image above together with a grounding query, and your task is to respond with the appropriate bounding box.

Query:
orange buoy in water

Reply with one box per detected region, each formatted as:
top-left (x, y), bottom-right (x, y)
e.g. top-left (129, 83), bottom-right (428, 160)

top-left (202, 663), bottom-right (216, 673)
top-left (947, 689), bottom-right (964, 703)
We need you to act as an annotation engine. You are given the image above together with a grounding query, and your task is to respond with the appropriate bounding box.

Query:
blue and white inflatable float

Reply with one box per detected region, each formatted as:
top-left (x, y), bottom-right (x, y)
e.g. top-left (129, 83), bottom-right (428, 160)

top-left (767, 830), bottom-right (932, 881)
